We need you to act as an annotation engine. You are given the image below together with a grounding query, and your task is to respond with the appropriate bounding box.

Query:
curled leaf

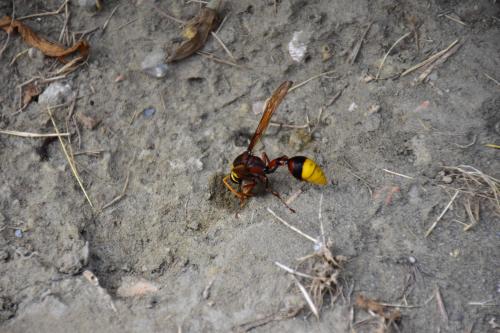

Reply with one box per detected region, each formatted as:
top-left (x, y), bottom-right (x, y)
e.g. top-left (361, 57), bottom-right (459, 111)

top-left (0, 16), bottom-right (89, 62)
top-left (22, 82), bottom-right (42, 107)
top-left (167, 2), bottom-right (220, 62)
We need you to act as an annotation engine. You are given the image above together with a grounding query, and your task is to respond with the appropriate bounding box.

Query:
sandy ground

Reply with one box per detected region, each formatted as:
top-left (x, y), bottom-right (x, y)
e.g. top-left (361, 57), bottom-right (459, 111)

top-left (1, 0), bottom-right (499, 332)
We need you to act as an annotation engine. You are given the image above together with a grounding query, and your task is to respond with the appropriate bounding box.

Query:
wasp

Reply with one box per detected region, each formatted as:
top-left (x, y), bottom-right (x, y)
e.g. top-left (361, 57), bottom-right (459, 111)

top-left (223, 81), bottom-right (328, 211)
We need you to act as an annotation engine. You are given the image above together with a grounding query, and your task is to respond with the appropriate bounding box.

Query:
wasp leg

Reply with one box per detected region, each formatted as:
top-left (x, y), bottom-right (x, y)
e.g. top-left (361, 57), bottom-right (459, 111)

top-left (258, 174), bottom-right (296, 213)
top-left (223, 175), bottom-right (247, 200)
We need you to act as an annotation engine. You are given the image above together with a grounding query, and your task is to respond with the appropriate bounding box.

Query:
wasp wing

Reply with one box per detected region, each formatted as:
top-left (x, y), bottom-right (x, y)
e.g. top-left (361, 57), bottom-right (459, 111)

top-left (247, 81), bottom-right (293, 152)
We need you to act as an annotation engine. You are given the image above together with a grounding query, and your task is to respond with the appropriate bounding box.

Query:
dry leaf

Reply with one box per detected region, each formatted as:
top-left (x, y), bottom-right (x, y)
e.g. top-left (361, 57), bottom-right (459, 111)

top-left (167, 3), bottom-right (219, 62)
top-left (0, 16), bottom-right (89, 62)
top-left (22, 82), bottom-right (41, 107)
top-left (76, 112), bottom-right (100, 130)
top-left (355, 294), bottom-right (401, 321)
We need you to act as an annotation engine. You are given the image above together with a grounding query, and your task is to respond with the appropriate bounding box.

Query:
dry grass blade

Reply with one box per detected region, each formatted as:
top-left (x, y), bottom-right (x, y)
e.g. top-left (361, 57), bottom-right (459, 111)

top-left (274, 261), bottom-right (316, 280)
top-left (266, 207), bottom-right (318, 243)
top-left (17, 0), bottom-right (67, 20)
top-left (417, 42), bottom-right (461, 82)
top-left (401, 39), bottom-right (459, 77)
top-left (0, 129), bottom-right (69, 138)
top-left (425, 190), bottom-right (459, 237)
top-left (289, 70), bottom-right (336, 92)
top-left (434, 286), bottom-right (449, 325)
top-left (375, 31), bottom-right (411, 79)
top-left (348, 22), bottom-right (372, 65)
top-left (100, 171), bottom-right (130, 211)
top-left (383, 168), bottom-right (414, 180)
top-left (292, 275), bottom-right (319, 319)
top-left (484, 73), bottom-right (500, 87)
top-left (47, 107), bottom-right (94, 209)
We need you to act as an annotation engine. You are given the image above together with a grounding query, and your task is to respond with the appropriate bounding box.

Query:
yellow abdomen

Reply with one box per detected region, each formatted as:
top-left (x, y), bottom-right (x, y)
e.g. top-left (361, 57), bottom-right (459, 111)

top-left (288, 156), bottom-right (327, 185)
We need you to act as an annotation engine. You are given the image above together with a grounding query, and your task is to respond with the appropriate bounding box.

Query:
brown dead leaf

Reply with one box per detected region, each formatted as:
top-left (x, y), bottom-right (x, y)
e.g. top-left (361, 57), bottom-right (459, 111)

top-left (0, 16), bottom-right (89, 62)
top-left (76, 112), bottom-right (100, 130)
top-left (167, 5), bottom-right (219, 62)
top-left (22, 82), bottom-right (41, 107)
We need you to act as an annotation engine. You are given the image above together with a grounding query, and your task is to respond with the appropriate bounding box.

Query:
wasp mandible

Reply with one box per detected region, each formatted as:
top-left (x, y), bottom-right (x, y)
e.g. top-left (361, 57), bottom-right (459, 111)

top-left (223, 81), bottom-right (328, 211)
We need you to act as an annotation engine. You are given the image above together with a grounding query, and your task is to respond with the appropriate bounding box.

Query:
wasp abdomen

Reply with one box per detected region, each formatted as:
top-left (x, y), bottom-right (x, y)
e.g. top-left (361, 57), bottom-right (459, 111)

top-left (288, 156), bottom-right (327, 185)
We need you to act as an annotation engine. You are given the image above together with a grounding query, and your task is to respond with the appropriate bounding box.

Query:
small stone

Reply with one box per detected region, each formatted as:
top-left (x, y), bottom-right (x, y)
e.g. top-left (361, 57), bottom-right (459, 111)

top-left (14, 229), bottom-right (22, 238)
top-left (141, 50), bottom-right (169, 78)
top-left (288, 30), bottom-right (311, 62)
top-left (143, 107), bottom-right (156, 118)
top-left (442, 175), bottom-right (453, 184)
top-left (38, 82), bottom-right (72, 106)
top-left (348, 102), bottom-right (358, 112)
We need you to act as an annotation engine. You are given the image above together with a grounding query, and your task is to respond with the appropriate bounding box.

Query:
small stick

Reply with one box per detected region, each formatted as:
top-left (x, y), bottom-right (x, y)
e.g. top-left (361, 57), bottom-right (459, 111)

top-left (47, 108), bottom-right (94, 209)
top-left (375, 32), bottom-right (411, 79)
top-left (434, 286), bottom-right (449, 325)
top-left (348, 22), bottom-right (372, 65)
top-left (210, 32), bottom-right (235, 60)
top-left (401, 39), bottom-right (459, 77)
top-left (268, 122), bottom-right (309, 129)
top-left (17, 0), bottom-right (67, 20)
top-left (444, 14), bottom-right (467, 26)
top-left (274, 261), bottom-right (316, 280)
top-left (151, 2), bottom-right (187, 25)
top-left (383, 168), bottom-right (414, 180)
top-left (417, 42), bottom-right (461, 82)
top-left (484, 73), bottom-right (500, 86)
top-left (326, 89), bottom-right (343, 107)
top-left (318, 193), bottom-right (326, 245)
top-left (292, 275), bottom-right (319, 319)
top-left (100, 171), bottom-right (131, 211)
top-left (111, 18), bottom-right (138, 32)
top-left (9, 48), bottom-right (28, 65)
top-left (289, 70), bottom-right (336, 92)
top-left (102, 5), bottom-right (120, 33)
top-left (425, 190), bottom-right (459, 237)
top-left (0, 129), bottom-right (70, 138)
top-left (484, 143), bottom-right (500, 149)
top-left (197, 51), bottom-right (244, 68)
top-left (267, 207), bottom-right (318, 243)
top-left (73, 149), bottom-right (105, 156)
top-left (453, 134), bottom-right (477, 149)
top-left (285, 187), bottom-right (304, 205)
top-left (215, 14), bottom-right (229, 34)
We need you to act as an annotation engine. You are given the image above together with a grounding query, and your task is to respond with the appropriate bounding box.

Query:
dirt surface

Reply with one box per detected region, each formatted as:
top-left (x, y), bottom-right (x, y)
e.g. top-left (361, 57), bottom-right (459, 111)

top-left (1, 0), bottom-right (499, 332)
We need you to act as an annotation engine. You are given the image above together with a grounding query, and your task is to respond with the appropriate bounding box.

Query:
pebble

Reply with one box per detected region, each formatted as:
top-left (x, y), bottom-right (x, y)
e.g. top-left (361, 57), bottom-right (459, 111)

top-left (38, 82), bottom-right (73, 106)
top-left (14, 229), bottom-right (23, 238)
top-left (143, 107), bottom-right (156, 118)
top-left (288, 31), bottom-right (310, 62)
top-left (442, 175), bottom-right (453, 184)
top-left (141, 50), bottom-right (169, 78)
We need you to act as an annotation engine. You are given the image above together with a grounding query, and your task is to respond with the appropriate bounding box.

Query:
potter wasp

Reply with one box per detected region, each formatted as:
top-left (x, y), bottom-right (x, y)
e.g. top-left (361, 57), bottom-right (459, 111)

top-left (223, 81), bottom-right (327, 212)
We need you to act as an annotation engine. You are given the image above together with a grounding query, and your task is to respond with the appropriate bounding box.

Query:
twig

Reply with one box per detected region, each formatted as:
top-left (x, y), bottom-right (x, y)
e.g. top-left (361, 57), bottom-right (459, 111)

top-left (151, 2), bottom-right (186, 25)
top-left (267, 207), bottom-right (318, 243)
top-left (434, 286), bottom-right (449, 325)
top-left (210, 31), bottom-right (235, 60)
top-left (9, 48), bottom-right (28, 65)
top-left (215, 14), bottom-right (229, 34)
top-left (318, 193), bottom-right (326, 245)
top-left (401, 39), bottom-right (459, 77)
top-left (47, 107), bottom-right (94, 209)
top-left (268, 122), bottom-right (309, 129)
top-left (444, 14), bottom-right (467, 26)
top-left (274, 261), bottom-right (316, 280)
top-left (348, 22), bottom-right (372, 65)
top-left (0, 129), bottom-right (69, 138)
top-left (17, 1), bottom-right (67, 20)
top-left (376, 32), bottom-right (412, 79)
top-left (484, 73), bottom-right (500, 86)
top-left (383, 168), bottom-right (414, 180)
top-left (417, 42), bottom-right (461, 82)
top-left (425, 190), bottom-right (459, 237)
top-left (326, 89), bottom-right (343, 107)
top-left (100, 170), bottom-right (131, 211)
top-left (289, 70), bottom-right (336, 92)
top-left (197, 51), bottom-right (244, 68)
top-left (292, 275), bottom-right (319, 319)
top-left (102, 5), bottom-right (120, 33)
top-left (453, 134), bottom-right (477, 148)
top-left (285, 187), bottom-right (305, 205)
top-left (111, 18), bottom-right (138, 32)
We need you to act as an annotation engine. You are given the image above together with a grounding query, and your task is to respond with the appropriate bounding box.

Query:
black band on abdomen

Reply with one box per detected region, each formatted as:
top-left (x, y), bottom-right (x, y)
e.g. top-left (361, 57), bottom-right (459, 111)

top-left (289, 156), bottom-right (306, 180)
